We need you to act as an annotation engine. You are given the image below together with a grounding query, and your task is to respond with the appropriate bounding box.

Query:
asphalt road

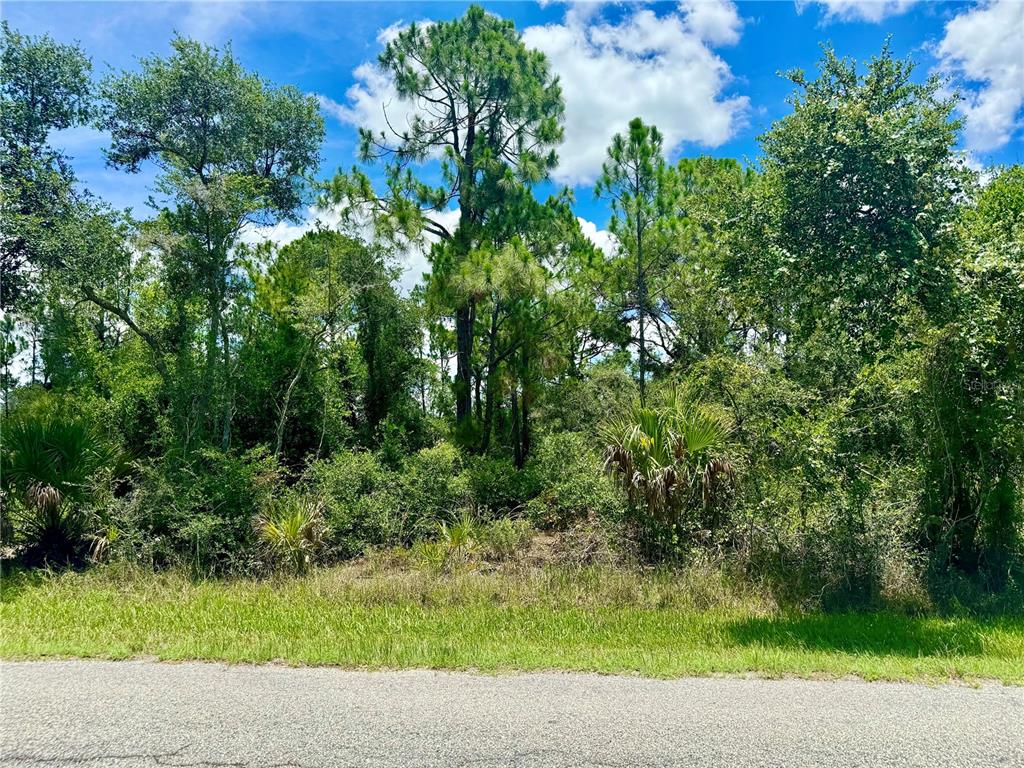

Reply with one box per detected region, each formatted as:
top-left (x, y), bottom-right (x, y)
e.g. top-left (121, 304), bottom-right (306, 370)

top-left (1, 661), bottom-right (1021, 767)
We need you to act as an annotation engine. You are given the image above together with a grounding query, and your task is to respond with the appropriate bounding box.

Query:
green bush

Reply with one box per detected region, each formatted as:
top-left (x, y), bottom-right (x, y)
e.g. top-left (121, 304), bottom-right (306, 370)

top-left (601, 399), bottom-right (735, 529)
top-left (435, 509), bottom-right (477, 566)
top-left (121, 447), bottom-right (281, 575)
top-left (537, 361), bottom-right (637, 437)
top-left (308, 441), bottom-right (471, 557)
top-left (308, 441), bottom-right (543, 561)
top-left (1, 412), bottom-right (115, 565)
top-left (466, 456), bottom-right (539, 515)
top-left (406, 442), bottom-right (471, 520)
top-left (338, 490), bottom-right (409, 557)
top-left (306, 450), bottom-right (381, 516)
top-left (411, 539), bottom-right (448, 571)
top-left (307, 450), bottom-right (394, 557)
top-left (256, 494), bottom-right (327, 575)
top-left (526, 433), bottom-right (625, 530)
top-left (676, 354), bottom-right (932, 607)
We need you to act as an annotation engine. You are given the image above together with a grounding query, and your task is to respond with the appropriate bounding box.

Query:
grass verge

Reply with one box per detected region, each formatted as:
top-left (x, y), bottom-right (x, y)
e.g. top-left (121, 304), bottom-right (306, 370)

top-left (2, 563), bottom-right (1022, 684)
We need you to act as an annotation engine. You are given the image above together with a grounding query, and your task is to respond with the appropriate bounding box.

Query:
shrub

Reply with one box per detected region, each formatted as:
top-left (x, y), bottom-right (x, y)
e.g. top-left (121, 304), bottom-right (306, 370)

top-left (526, 433), bottom-right (625, 529)
top-left (362, 545), bottom-right (413, 572)
top-left (411, 539), bottom-right (448, 571)
top-left (419, 513), bottom-right (534, 569)
top-left (538, 362), bottom-right (637, 436)
top-left (919, 327), bottom-right (1022, 581)
top-left (123, 447), bottom-right (281, 575)
top-left (256, 494), bottom-right (327, 575)
top-left (405, 442), bottom-right (471, 521)
top-left (6, 491), bottom-right (91, 567)
top-left (307, 450), bottom-right (389, 556)
top-left (466, 456), bottom-right (539, 515)
top-left (308, 450), bottom-right (381, 504)
top-left (601, 400), bottom-right (734, 530)
top-left (879, 548), bottom-right (932, 615)
top-left (1, 413), bottom-right (114, 565)
top-left (436, 509), bottom-right (477, 566)
top-left (309, 441), bottom-right (471, 557)
top-left (553, 513), bottom-right (631, 568)
top-left (309, 451), bottom-right (398, 557)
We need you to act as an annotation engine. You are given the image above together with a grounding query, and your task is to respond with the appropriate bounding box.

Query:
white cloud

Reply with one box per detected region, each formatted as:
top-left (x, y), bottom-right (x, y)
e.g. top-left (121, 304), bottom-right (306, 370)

top-left (960, 150), bottom-right (997, 186)
top-left (375, 20), bottom-right (408, 46)
top-left (577, 217), bottom-right (617, 257)
top-left (796, 0), bottom-right (918, 23)
top-left (523, 2), bottom-right (748, 185)
top-left (48, 126), bottom-right (108, 156)
top-left (679, 0), bottom-right (743, 45)
top-left (329, 3), bottom-right (747, 189)
top-left (397, 208), bottom-right (460, 293)
top-left (179, 1), bottom-right (254, 42)
top-left (319, 22), bottom-right (424, 141)
top-left (242, 205), bottom-right (459, 295)
top-left (317, 63), bottom-right (409, 140)
top-left (935, 0), bottom-right (1024, 152)
top-left (239, 206), bottom-right (343, 251)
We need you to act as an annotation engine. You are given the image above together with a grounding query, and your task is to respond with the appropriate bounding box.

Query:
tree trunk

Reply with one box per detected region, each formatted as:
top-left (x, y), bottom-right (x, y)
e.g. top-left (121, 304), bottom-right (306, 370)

top-left (480, 302), bottom-right (500, 453)
top-left (511, 381), bottom-right (522, 469)
top-left (29, 324), bottom-right (37, 385)
top-left (454, 106), bottom-right (478, 429)
top-left (474, 366), bottom-right (482, 422)
top-left (3, 351), bottom-right (10, 418)
top-left (636, 223), bottom-right (647, 406)
top-left (455, 302), bottom-right (473, 425)
top-left (220, 306), bottom-right (233, 452)
top-left (274, 333), bottom-right (318, 457)
top-left (201, 283), bottom-right (220, 443)
top-left (518, 346), bottom-right (530, 468)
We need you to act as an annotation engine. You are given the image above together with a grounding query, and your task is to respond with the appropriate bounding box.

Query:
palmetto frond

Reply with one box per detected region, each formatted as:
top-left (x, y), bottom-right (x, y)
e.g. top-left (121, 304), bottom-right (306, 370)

top-left (2, 416), bottom-right (112, 507)
top-left (602, 402), bottom-right (733, 522)
top-left (1, 414), bottom-right (114, 564)
top-left (256, 496), bottom-right (325, 574)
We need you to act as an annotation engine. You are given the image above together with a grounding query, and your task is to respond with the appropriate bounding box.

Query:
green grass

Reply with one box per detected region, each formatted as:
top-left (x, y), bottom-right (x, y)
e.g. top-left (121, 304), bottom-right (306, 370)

top-left (2, 563), bottom-right (1022, 684)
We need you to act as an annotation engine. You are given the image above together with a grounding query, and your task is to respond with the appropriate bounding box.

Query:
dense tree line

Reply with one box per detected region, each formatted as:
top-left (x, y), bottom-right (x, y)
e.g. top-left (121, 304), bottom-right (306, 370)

top-left (1, 11), bottom-right (1020, 607)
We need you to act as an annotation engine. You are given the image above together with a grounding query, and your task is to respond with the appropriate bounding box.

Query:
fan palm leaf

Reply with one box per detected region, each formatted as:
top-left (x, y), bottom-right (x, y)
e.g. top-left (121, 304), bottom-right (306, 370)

top-left (256, 496), bottom-right (325, 574)
top-left (1, 414), bottom-right (113, 563)
top-left (602, 401), bottom-right (734, 523)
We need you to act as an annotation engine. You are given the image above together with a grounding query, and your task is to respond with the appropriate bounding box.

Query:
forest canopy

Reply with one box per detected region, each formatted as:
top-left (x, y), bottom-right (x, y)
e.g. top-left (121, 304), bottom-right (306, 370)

top-left (1, 10), bottom-right (1021, 609)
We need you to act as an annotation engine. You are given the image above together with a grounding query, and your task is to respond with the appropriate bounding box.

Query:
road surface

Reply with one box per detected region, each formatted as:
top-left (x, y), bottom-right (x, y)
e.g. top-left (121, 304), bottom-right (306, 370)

top-left (1, 660), bottom-right (1021, 767)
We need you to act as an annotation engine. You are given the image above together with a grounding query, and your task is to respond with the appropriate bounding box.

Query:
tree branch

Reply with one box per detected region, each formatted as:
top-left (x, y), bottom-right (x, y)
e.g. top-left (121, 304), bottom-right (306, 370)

top-left (81, 283), bottom-right (168, 377)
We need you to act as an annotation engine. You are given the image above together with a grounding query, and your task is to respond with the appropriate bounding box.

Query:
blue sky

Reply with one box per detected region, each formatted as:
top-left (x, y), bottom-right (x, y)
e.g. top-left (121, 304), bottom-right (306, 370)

top-left (5, 0), bottom-right (1023, 278)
